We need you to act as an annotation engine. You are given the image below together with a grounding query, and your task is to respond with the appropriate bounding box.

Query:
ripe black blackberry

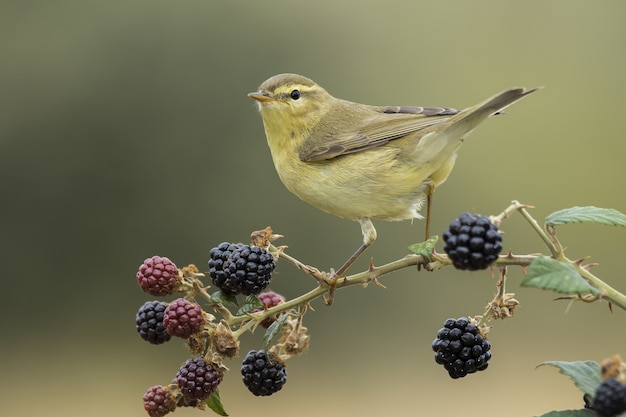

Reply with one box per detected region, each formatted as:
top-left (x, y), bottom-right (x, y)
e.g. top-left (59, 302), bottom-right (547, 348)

top-left (432, 317), bottom-right (492, 379)
top-left (442, 213), bottom-right (503, 271)
top-left (209, 242), bottom-right (241, 288)
top-left (163, 298), bottom-right (205, 339)
top-left (143, 385), bottom-right (176, 417)
top-left (209, 242), bottom-right (275, 295)
top-left (137, 256), bottom-right (180, 296)
top-left (176, 357), bottom-right (223, 401)
top-left (136, 300), bottom-right (171, 345)
top-left (241, 349), bottom-right (287, 396)
top-left (593, 378), bottom-right (626, 417)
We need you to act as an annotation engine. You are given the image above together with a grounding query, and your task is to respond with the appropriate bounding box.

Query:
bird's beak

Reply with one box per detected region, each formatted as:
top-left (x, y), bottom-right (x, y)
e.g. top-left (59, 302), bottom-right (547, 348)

top-left (247, 91), bottom-right (275, 102)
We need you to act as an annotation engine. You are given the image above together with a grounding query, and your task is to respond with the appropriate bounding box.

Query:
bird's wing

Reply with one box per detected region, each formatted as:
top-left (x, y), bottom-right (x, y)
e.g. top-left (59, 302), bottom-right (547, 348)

top-left (298, 106), bottom-right (459, 162)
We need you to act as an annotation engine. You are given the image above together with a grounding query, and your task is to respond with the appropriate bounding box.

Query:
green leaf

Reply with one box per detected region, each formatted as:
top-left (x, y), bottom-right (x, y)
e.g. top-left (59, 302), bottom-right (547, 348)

top-left (537, 360), bottom-right (602, 396)
top-left (408, 235), bottom-right (438, 258)
top-left (521, 256), bottom-right (599, 295)
top-left (236, 295), bottom-right (264, 316)
top-left (263, 313), bottom-right (288, 351)
top-left (205, 388), bottom-right (228, 416)
top-left (211, 291), bottom-right (238, 307)
top-left (546, 206), bottom-right (626, 227)
top-left (534, 409), bottom-right (597, 417)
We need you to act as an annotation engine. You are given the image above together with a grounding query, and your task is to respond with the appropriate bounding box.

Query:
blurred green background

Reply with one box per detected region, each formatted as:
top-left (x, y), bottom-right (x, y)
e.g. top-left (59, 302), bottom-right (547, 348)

top-left (2, 1), bottom-right (625, 416)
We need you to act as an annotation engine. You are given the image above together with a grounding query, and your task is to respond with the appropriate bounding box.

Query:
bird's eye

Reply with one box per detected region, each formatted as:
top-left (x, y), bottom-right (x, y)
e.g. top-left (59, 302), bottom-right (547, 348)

top-left (290, 89), bottom-right (301, 100)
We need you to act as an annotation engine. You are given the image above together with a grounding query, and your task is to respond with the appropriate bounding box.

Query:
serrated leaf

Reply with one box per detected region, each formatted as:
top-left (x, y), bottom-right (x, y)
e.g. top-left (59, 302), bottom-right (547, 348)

top-left (534, 409), bottom-right (597, 417)
top-left (407, 235), bottom-right (438, 258)
top-left (546, 206), bottom-right (626, 227)
top-left (236, 295), bottom-right (264, 316)
top-left (211, 291), bottom-right (238, 307)
top-left (537, 360), bottom-right (602, 396)
top-left (521, 256), bottom-right (599, 295)
top-left (263, 313), bottom-right (288, 351)
top-left (204, 388), bottom-right (228, 416)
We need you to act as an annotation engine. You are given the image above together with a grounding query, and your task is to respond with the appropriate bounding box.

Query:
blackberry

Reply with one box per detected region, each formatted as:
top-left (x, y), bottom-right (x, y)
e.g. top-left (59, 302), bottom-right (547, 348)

top-left (253, 291), bottom-right (286, 328)
top-left (241, 349), bottom-right (287, 396)
top-left (137, 256), bottom-right (180, 296)
top-left (442, 213), bottom-right (503, 271)
top-left (258, 291), bottom-right (285, 308)
top-left (136, 300), bottom-right (171, 345)
top-left (209, 242), bottom-right (243, 290)
top-left (143, 385), bottom-right (176, 417)
top-left (593, 378), bottom-right (626, 417)
top-left (176, 357), bottom-right (223, 401)
top-left (431, 317), bottom-right (492, 379)
top-left (209, 243), bottom-right (275, 295)
top-left (163, 298), bottom-right (204, 339)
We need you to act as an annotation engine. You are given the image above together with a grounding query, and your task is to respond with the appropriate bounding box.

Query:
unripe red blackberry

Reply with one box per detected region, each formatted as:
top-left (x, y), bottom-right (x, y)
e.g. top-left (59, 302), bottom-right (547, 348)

top-left (136, 300), bottom-right (171, 345)
top-left (252, 291), bottom-right (286, 328)
top-left (432, 317), bottom-right (492, 379)
top-left (593, 378), bottom-right (626, 417)
top-left (143, 385), bottom-right (176, 417)
top-left (163, 298), bottom-right (204, 339)
top-left (258, 291), bottom-right (285, 308)
top-left (442, 213), bottom-right (503, 271)
top-left (241, 349), bottom-right (287, 396)
top-left (176, 357), bottom-right (223, 401)
top-left (137, 256), bottom-right (180, 296)
top-left (208, 243), bottom-right (275, 295)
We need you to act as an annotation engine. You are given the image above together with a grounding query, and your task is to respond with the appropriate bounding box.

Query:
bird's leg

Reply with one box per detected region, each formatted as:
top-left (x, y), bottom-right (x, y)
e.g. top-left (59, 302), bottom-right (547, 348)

top-left (425, 183), bottom-right (435, 240)
top-left (333, 218), bottom-right (377, 278)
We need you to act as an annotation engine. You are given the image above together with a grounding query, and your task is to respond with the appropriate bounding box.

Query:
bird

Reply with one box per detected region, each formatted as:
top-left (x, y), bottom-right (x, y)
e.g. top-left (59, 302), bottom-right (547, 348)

top-left (248, 73), bottom-right (537, 278)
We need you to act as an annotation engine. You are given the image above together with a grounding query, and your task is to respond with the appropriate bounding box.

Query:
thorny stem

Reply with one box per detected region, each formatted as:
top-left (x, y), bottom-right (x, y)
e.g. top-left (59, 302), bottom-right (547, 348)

top-left (512, 201), bottom-right (626, 311)
top-left (269, 246), bottom-right (326, 282)
top-left (232, 316), bottom-right (258, 338)
top-left (203, 200), bottom-right (626, 331)
top-left (225, 252), bottom-right (538, 328)
top-left (514, 201), bottom-right (561, 257)
top-left (476, 269), bottom-right (504, 328)
top-left (491, 200), bottom-right (527, 225)
top-left (564, 254), bottom-right (626, 310)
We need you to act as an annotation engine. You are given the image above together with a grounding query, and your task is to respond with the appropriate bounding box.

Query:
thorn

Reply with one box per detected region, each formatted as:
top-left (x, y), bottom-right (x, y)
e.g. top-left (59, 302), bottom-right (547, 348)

top-left (368, 258), bottom-right (375, 272)
top-left (608, 302), bottom-right (614, 315)
top-left (506, 250), bottom-right (515, 259)
top-left (511, 200), bottom-right (535, 210)
top-left (582, 262), bottom-right (600, 270)
top-left (371, 276), bottom-right (387, 289)
top-left (573, 256), bottom-right (592, 267)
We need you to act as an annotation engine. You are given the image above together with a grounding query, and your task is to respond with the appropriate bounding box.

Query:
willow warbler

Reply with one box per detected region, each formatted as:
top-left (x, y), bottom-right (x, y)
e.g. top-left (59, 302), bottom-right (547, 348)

top-left (249, 73), bottom-right (537, 276)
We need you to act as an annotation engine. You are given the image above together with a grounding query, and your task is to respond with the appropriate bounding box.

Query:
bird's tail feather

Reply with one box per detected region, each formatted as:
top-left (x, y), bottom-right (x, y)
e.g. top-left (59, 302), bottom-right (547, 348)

top-left (448, 87), bottom-right (540, 133)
